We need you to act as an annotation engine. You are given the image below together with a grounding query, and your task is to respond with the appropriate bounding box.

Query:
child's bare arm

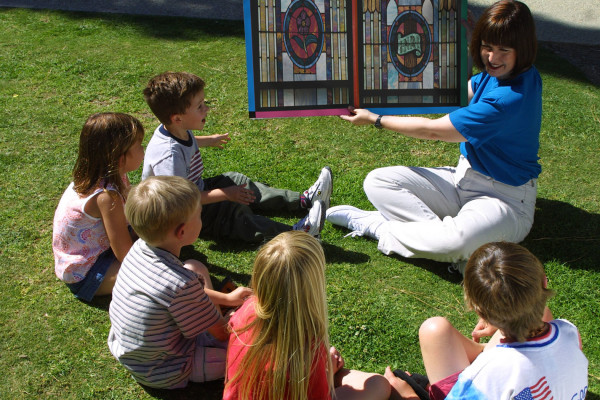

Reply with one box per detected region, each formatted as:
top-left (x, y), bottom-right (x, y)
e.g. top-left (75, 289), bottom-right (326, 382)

top-left (200, 184), bottom-right (256, 205)
top-left (195, 133), bottom-right (230, 149)
top-left (96, 191), bottom-right (133, 262)
top-left (205, 286), bottom-right (253, 307)
top-left (206, 316), bottom-right (228, 342)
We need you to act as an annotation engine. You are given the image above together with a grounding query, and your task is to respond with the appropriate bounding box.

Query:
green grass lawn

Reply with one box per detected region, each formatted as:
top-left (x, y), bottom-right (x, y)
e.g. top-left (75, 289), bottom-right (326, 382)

top-left (1, 8), bottom-right (598, 399)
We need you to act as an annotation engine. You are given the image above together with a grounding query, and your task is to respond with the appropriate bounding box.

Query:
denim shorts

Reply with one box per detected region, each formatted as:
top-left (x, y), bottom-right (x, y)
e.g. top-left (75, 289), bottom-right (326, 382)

top-left (66, 248), bottom-right (116, 302)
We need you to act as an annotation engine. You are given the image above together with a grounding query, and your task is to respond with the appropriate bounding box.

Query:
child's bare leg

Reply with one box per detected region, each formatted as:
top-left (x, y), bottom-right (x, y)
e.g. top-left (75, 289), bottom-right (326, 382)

top-left (334, 369), bottom-right (391, 400)
top-left (183, 259), bottom-right (213, 288)
top-left (95, 259), bottom-right (120, 296)
top-left (419, 316), bottom-right (484, 383)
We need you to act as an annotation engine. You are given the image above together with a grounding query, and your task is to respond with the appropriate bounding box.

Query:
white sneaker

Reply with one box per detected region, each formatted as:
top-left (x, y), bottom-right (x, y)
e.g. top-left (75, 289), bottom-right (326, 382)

top-left (293, 200), bottom-right (325, 237)
top-left (303, 166), bottom-right (332, 209)
top-left (326, 205), bottom-right (386, 239)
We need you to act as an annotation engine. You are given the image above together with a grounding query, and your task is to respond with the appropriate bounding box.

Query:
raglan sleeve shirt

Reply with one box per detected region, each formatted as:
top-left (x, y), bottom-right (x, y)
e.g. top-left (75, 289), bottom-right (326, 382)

top-left (445, 319), bottom-right (588, 399)
top-left (142, 124), bottom-right (205, 190)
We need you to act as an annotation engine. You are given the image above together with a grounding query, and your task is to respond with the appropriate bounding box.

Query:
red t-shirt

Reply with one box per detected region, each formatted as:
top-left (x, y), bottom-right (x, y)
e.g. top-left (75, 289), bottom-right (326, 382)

top-left (224, 297), bottom-right (331, 400)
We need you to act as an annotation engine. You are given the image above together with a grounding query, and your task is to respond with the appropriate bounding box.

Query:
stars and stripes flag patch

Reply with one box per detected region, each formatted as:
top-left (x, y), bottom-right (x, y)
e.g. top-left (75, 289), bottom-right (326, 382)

top-left (515, 376), bottom-right (553, 400)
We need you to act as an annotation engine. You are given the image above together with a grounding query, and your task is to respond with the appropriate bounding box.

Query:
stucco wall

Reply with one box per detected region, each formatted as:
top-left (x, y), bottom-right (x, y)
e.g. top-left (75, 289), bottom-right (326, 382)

top-left (469, 0), bottom-right (600, 45)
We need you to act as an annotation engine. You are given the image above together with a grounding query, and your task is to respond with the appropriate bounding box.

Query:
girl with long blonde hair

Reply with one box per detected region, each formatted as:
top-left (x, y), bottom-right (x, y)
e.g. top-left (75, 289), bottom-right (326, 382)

top-left (224, 231), bottom-right (390, 400)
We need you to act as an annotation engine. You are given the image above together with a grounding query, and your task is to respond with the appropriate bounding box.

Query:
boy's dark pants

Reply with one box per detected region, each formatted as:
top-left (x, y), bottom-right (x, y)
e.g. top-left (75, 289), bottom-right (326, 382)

top-left (200, 172), bottom-right (301, 243)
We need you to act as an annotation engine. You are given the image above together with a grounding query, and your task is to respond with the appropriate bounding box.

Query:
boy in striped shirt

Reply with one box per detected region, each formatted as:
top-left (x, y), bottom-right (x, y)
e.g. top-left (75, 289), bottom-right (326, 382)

top-left (108, 176), bottom-right (251, 388)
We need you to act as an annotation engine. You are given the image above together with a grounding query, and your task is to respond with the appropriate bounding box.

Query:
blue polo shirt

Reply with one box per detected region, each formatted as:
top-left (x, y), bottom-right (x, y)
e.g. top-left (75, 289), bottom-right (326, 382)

top-left (449, 67), bottom-right (542, 186)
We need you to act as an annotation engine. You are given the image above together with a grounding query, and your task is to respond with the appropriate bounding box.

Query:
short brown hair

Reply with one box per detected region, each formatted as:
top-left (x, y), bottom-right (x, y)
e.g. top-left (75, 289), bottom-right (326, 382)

top-left (471, 0), bottom-right (537, 78)
top-left (125, 176), bottom-right (201, 244)
top-left (464, 242), bottom-right (554, 342)
top-left (143, 72), bottom-right (205, 125)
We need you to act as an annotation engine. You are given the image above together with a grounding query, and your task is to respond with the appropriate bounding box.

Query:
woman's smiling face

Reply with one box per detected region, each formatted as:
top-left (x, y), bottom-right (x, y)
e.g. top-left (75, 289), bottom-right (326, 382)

top-left (480, 41), bottom-right (517, 80)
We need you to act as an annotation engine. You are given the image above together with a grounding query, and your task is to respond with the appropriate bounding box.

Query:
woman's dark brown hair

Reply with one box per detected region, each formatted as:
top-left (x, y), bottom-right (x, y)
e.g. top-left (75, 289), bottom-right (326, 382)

top-left (471, 0), bottom-right (537, 79)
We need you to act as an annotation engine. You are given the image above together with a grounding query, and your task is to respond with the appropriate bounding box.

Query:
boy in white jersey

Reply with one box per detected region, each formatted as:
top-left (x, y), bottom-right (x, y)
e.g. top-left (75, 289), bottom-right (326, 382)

top-left (384, 242), bottom-right (588, 400)
top-left (108, 176), bottom-right (252, 389)
top-left (142, 71), bottom-right (332, 243)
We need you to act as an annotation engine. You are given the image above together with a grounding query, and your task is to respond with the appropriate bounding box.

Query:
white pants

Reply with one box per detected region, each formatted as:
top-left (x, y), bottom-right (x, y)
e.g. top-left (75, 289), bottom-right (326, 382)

top-left (365, 156), bottom-right (537, 262)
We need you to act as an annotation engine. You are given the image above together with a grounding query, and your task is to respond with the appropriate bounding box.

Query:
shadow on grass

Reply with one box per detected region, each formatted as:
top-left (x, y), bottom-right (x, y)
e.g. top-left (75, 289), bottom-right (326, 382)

top-left (405, 197), bottom-right (600, 277)
top-left (326, 197), bottom-right (600, 278)
top-left (86, 294), bottom-right (112, 311)
top-left (322, 241), bottom-right (371, 265)
top-left (523, 198), bottom-right (600, 271)
top-left (181, 244), bottom-right (252, 286)
top-left (393, 197), bottom-right (600, 277)
top-left (407, 197), bottom-right (600, 276)
top-left (325, 224), bottom-right (462, 280)
top-left (404, 257), bottom-right (464, 283)
top-left (53, 9), bottom-right (245, 40)
top-left (141, 379), bottom-right (224, 400)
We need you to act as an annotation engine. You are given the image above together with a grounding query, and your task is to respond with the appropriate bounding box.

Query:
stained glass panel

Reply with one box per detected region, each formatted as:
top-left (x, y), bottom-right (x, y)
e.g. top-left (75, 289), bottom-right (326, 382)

top-left (243, 0), bottom-right (467, 118)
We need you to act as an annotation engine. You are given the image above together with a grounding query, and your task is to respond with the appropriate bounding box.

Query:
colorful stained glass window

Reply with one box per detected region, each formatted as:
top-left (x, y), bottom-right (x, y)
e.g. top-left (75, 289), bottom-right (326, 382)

top-left (243, 0), bottom-right (467, 118)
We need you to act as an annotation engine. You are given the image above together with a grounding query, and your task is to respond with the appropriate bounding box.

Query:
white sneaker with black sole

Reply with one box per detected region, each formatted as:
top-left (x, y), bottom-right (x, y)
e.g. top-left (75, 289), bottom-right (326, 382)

top-left (303, 166), bottom-right (332, 210)
top-left (293, 199), bottom-right (326, 238)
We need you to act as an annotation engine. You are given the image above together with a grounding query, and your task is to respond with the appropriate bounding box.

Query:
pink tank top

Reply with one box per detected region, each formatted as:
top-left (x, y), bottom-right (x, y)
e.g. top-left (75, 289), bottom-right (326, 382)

top-left (52, 182), bottom-right (123, 283)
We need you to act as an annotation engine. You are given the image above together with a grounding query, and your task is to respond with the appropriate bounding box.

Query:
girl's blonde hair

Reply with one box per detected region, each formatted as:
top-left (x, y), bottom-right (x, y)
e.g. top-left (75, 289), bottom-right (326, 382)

top-left (226, 231), bottom-right (333, 400)
top-left (73, 113), bottom-right (144, 196)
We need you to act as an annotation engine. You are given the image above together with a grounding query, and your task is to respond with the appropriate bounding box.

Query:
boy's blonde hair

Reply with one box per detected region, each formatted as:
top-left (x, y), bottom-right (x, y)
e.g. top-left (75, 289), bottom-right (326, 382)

top-left (464, 242), bottom-right (554, 342)
top-left (73, 113), bottom-right (144, 196)
top-left (143, 71), bottom-right (205, 125)
top-left (125, 176), bottom-right (201, 245)
top-left (226, 231), bottom-right (333, 400)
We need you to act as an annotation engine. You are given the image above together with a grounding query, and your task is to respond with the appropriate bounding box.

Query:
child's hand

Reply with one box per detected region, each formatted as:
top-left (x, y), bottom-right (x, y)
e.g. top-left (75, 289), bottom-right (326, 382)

top-left (329, 346), bottom-right (345, 374)
top-left (196, 133), bottom-right (231, 149)
top-left (225, 287), bottom-right (253, 306)
top-left (471, 318), bottom-right (498, 342)
top-left (223, 184), bottom-right (256, 205)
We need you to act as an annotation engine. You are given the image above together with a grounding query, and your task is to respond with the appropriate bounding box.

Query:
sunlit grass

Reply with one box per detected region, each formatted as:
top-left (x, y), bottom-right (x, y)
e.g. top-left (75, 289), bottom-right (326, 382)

top-left (0, 7), bottom-right (598, 399)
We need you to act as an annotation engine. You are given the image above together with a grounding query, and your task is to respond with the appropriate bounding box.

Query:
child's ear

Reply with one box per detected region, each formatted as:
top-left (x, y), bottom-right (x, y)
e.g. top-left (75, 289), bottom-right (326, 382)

top-left (170, 113), bottom-right (182, 126)
top-left (174, 222), bottom-right (186, 239)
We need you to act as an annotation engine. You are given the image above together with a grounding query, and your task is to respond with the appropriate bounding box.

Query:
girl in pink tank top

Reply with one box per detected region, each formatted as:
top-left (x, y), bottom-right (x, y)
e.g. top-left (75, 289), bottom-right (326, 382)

top-left (52, 113), bottom-right (144, 301)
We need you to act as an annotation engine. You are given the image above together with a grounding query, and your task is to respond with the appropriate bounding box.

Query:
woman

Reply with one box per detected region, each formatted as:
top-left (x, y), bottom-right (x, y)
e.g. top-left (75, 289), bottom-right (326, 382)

top-left (327, 0), bottom-right (541, 272)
